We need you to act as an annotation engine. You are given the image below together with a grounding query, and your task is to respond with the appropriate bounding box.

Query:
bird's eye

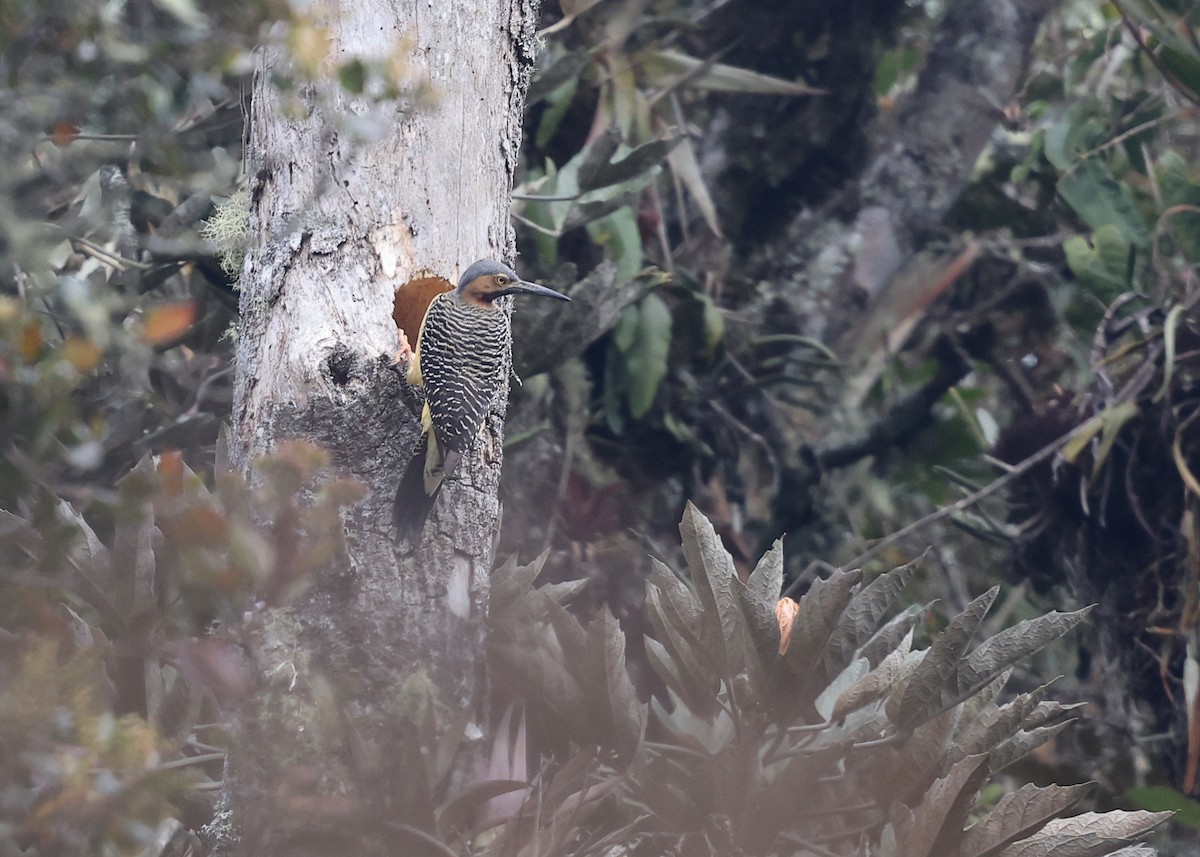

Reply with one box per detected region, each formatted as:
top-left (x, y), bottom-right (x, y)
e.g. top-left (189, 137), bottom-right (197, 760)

top-left (495, 275), bottom-right (509, 286)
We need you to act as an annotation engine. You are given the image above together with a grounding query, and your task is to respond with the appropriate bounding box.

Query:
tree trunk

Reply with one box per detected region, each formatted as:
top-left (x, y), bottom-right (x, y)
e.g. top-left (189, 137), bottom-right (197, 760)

top-left (216, 1), bottom-right (540, 852)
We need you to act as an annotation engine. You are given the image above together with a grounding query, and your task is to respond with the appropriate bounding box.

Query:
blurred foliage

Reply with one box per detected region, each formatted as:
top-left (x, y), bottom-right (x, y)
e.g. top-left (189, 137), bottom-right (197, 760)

top-left (0, 425), bottom-right (362, 853)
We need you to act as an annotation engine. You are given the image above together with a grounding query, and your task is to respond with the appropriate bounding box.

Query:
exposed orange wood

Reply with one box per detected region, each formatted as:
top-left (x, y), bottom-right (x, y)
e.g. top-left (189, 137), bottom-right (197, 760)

top-left (393, 275), bottom-right (453, 341)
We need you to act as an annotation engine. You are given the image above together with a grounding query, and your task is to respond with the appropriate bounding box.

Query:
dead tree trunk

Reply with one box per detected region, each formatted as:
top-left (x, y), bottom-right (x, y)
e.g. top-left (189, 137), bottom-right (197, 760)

top-left (216, 1), bottom-right (541, 852)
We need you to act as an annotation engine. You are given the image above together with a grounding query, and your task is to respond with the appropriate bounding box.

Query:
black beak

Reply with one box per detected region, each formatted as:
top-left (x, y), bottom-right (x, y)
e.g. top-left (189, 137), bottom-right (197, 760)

top-left (503, 279), bottom-right (571, 301)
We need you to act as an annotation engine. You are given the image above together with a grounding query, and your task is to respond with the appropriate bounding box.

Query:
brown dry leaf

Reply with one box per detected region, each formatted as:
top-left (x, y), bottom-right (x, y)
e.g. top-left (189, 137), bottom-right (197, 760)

top-left (61, 336), bottom-right (103, 372)
top-left (776, 597), bottom-right (799, 655)
top-left (158, 449), bottom-right (185, 495)
top-left (141, 301), bottom-right (196, 345)
top-left (20, 322), bottom-right (44, 362)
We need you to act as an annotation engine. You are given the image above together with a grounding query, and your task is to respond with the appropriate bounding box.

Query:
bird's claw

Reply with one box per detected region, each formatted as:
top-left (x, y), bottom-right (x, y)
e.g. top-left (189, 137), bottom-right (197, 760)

top-left (389, 329), bottom-right (413, 374)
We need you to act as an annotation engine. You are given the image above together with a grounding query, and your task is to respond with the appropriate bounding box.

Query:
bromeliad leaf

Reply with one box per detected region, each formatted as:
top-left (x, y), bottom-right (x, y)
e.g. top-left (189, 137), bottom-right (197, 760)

top-left (823, 556), bottom-right (919, 677)
top-left (666, 134), bottom-right (721, 236)
top-left (782, 568), bottom-right (863, 689)
top-left (892, 754), bottom-right (989, 857)
top-left (585, 607), bottom-right (645, 758)
top-left (991, 810), bottom-right (1170, 857)
top-left (745, 538), bottom-right (783, 611)
top-left (892, 587), bottom-right (998, 729)
top-left (960, 783), bottom-right (1091, 857)
top-left (988, 721), bottom-right (1075, 774)
top-left (957, 608), bottom-right (1092, 696)
top-left (679, 501), bottom-right (743, 678)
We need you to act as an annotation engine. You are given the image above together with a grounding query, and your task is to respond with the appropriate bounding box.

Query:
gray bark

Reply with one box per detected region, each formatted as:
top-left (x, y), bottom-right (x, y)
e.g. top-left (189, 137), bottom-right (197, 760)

top-left (217, 1), bottom-right (541, 852)
top-left (729, 0), bottom-right (1062, 538)
top-left (755, 0), bottom-right (1058, 354)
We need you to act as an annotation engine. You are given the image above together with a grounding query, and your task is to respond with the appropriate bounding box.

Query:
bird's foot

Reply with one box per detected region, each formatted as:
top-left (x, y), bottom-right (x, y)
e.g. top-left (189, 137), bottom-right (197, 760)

top-left (389, 329), bottom-right (413, 374)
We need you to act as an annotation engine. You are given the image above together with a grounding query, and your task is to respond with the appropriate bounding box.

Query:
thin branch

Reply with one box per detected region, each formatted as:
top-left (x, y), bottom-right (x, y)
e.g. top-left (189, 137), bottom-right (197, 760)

top-left (511, 211), bottom-right (561, 238)
top-left (837, 418), bottom-right (1093, 572)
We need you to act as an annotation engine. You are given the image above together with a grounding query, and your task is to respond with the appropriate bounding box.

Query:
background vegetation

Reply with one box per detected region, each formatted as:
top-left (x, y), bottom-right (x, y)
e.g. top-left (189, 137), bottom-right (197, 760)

top-left (2, 0), bottom-right (1200, 853)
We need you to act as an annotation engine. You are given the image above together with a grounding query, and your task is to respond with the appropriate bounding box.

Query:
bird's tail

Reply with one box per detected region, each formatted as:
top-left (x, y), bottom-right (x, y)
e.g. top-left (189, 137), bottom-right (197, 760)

top-left (393, 434), bottom-right (442, 543)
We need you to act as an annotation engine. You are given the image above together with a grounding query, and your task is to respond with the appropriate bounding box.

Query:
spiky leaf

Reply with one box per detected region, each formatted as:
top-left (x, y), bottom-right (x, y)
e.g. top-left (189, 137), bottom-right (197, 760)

top-left (645, 583), bottom-right (720, 718)
top-left (893, 754), bottom-right (989, 857)
top-left (958, 608), bottom-right (1092, 696)
top-left (962, 783), bottom-right (1091, 857)
top-left (782, 568), bottom-right (863, 688)
top-left (584, 607), bottom-right (644, 758)
top-left (680, 501), bottom-right (744, 679)
top-left (993, 810), bottom-right (1169, 857)
top-left (989, 721), bottom-right (1076, 773)
top-left (823, 556), bottom-right (919, 676)
top-left (893, 588), bottom-right (998, 729)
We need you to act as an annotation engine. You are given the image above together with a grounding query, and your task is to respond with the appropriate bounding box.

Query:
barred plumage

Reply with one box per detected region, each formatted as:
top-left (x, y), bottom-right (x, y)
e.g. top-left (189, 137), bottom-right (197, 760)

top-left (419, 293), bottom-right (510, 461)
top-left (393, 259), bottom-right (569, 542)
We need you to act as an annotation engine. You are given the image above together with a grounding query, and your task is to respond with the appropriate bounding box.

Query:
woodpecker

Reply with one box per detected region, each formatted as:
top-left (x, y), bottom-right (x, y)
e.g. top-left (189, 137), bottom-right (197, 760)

top-left (393, 259), bottom-right (570, 541)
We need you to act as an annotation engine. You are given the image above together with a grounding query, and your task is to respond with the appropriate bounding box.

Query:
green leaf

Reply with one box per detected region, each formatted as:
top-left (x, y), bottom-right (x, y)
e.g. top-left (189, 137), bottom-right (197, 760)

top-left (745, 539), bottom-right (783, 609)
top-left (874, 44), bottom-right (920, 96)
top-left (490, 551), bottom-right (549, 617)
top-left (1160, 41), bottom-right (1200, 100)
top-left (150, 0), bottom-right (204, 26)
top-left (1156, 151), bottom-right (1200, 260)
top-left (578, 131), bottom-right (679, 191)
top-left (1064, 224), bottom-right (1133, 294)
top-left (535, 75), bottom-right (580, 148)
top-left (586, 206), bottom-right (642, 283)
top-left (529, 47), bottom-right (590, 104)
top-left (338, 59), bottom-right (366, 94)
top-left (698, 292), bottom-right (724, 356)
top-left (894, 754), bottom-right (989, 857)
top-left (437, 780), bottom-right (531, 835)
top-left (640, 49), bottom-right (825, 96)
top-left (989, 721), bottom-right (1074, 773)
top-left (991, 810), bottom-right (1170, 857)
top-left (955, 682), bottom-right (1048, 758)
top-left (624, 293), bottom-right (672, 418)
top-left (830, 629), bottom-right (917, 720)
top-left (643, 632), bottom-right (711, 718)
top-left (1126, 785), bottom-right (1200, 828)
top-left (584, 608), bottom-right (644, 757)
top-left (1058, 160), bottom-right (1151, 248)
top-left (645, 577), bottom-right (720, 718)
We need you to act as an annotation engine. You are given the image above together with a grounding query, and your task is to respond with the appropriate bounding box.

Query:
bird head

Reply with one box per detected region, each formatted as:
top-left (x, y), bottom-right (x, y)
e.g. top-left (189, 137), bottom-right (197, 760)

top-left (456, 259), bottom-right (570, 307)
